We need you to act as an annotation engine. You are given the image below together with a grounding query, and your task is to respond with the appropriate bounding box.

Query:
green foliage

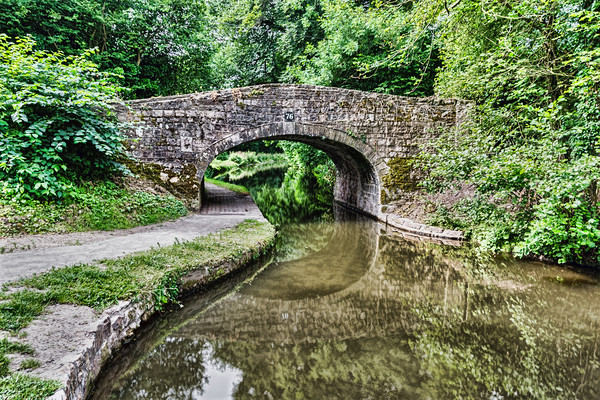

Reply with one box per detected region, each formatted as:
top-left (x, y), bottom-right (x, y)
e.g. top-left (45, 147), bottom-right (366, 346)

top-left (0, 373), bottom-right (61, 400)
top-left (207, 0), bottom-right (324, 87)
top-left (274, 141), bottom-right (335, 214)
top-left (0, 291), bottom-right (54, 332)
top-left (0, 180), bottom-right (188, 237)
top-left (290, 0), bottom-right (438, 95)
top-left (206, 144), bottom-right (334, 225)
top-left (240, 142), bottom-right (335, 225)
top-left (0, 0), bottom-right (214, 98)
top-left (18, 263), bottom-right (143, 310)
top-left (0, 339), bottom-right (35, 377)
top-left (205, 178), bottom-right (249, 195)
top-left (0, 340), bottom-right (34, 356)
top-left (253, 179), bottom-right (322, 225)
top-left (18, 359), bottom-right (40, 370)
top-left (426, 198), bottom-right (523, 252)
top-left (70, 181), bottom-right (188, 230)
top-left (0, 35), bottom-right (127, 201)
top-left (516, 156), bottom-right (600, 263)
top-left (411, 0), bottom-right (600, 265)
top-left (208, 151), bottom-right (288, 182)
top-left (208, 0), bottom-right (436, 95)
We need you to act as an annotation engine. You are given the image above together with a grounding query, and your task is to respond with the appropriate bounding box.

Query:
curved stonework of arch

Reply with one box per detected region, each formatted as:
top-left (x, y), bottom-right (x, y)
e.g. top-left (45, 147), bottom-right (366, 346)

top-left (205, 122), bottom-right (383, 216)
top-left (119, 83), bottom-right (469, 235)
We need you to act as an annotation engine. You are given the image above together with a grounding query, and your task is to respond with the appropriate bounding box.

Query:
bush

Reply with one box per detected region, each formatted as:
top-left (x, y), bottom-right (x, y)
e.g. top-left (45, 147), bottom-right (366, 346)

top-left (0, 35), bottom-right (127, 201)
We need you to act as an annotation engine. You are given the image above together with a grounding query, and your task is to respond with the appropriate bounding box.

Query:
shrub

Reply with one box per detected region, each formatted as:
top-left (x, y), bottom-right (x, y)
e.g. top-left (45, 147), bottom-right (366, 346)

top-left (0, 35), bottom-right (127, 201)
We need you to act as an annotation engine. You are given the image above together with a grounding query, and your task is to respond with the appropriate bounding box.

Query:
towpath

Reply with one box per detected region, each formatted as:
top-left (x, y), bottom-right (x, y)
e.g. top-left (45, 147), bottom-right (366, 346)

top-left (0, 183), bottom-right (264, 285)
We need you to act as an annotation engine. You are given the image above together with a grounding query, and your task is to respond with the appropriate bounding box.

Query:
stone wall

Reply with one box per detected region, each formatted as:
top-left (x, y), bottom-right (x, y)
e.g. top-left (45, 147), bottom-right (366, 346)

top-left (119, 83), bottom-right (468, 236)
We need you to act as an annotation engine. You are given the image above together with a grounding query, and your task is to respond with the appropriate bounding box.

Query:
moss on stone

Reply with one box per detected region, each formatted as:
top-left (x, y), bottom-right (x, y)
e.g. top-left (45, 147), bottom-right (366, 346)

top-left (126, 161), bottom-right (200, 209)
top-left (380, 190), bottom-right (388, 205)
top-left (248, 89), bottom-right (264, 97)
top-left (381, 157), bottom-right (418, 196)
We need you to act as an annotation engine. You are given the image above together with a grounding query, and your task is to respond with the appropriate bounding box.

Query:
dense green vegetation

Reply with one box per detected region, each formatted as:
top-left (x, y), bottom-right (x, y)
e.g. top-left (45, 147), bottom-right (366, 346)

top-left (203, 0), bottom-right (600, 266)
top-left (0, 373), bottom-right (61, 400)
top-left (0, 35), bottom-right (127, 201)
top-left (207, 144), bottom-right (335, 224)
top-left (0, 180), bottom-right (188, 239)
top-left (252, 141), bottom-right (335, 224)
top-left (0, 1), bottom-right (598, 258)
top-left (208, 0), bottom-right (436, 95)
top-left (407, 0), bottom-right (600, 265)
top-left (0, 36), bottom-right (189, 237)
top-left (0, 0), bottom-right (213, 99)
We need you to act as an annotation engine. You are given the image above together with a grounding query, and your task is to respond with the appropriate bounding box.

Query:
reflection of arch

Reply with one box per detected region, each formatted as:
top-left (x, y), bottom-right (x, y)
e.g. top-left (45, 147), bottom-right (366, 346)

top-left (243, 208), bottom-right (380, 300)
top-left (200, 122), bottom-right (384, 217)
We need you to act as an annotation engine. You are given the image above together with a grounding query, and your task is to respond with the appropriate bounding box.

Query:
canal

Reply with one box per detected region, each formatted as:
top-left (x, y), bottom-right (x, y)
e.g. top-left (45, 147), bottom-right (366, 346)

top-left (90, 209), bottom-right (600, 399)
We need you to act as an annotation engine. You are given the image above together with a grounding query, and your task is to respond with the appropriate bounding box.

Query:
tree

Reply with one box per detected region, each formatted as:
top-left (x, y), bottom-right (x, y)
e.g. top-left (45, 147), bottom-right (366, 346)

top-left (0, 0), bottom-right (214, 99)
top-left (290, 0), bottom-right (438, 96)
top-left (405, 0), bottom-right (600, 264)
top-left (207, 0), bottom-right (325, 88)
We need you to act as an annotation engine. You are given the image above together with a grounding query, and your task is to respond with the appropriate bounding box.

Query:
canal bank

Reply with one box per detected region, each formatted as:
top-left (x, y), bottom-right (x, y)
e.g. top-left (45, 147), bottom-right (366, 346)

top-left (0, 184), bottom-right (275, 400)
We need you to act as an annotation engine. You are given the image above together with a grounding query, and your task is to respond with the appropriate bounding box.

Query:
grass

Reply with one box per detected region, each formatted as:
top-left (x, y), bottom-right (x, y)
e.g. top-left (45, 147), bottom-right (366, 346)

top-left (19, 359), bottom-right (40, 370)
top-left (0, 339), bottom-right (34, 377)
top-left (0, 219), bottom-right (275, 397)
top-left (0, 291), bottom-right (52, 332)
top-left (2, 220), bottom-right (275, 330)
top-left (205, 178), bottom-right (249, 195)
top-left (0, 373), bottom-right (61, 400)
top-left (0, 179), bottom-right (188, 237)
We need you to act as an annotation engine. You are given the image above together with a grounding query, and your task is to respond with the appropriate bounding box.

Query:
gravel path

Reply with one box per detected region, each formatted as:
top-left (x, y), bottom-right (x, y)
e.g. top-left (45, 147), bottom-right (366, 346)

top-left (0, 183), bottom-right (265, 285)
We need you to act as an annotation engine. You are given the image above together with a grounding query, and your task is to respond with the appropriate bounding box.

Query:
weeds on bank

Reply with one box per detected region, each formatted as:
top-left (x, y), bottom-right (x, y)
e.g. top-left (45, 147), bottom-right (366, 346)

top-left (0, 339), bottom-right (59, 399)
top-left (0, 373), bottom-right (61, 400)
top-left (19, 359), bottom-right (40, 370)
top-left (0, 180), bottom-right (188, 237)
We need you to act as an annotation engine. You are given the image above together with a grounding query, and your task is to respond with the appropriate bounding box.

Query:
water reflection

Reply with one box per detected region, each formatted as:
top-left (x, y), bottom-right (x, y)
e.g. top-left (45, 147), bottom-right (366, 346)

top-left (91, 214), bottom-right (600, 400)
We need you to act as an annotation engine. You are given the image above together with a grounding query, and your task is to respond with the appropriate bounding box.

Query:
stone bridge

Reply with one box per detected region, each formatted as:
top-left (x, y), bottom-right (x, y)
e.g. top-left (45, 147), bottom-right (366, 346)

top-left (119, 84), bottom-right (468, 239)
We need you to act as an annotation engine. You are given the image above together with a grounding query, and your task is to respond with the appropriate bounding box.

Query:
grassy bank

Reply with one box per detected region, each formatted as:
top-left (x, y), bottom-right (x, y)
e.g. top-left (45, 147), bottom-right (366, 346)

top-left (205, 178), bottom-right (249, 195)
top-left (0, 179), bottom-right (188, 238)
top-left (0, 219), bottom-right (275, 399)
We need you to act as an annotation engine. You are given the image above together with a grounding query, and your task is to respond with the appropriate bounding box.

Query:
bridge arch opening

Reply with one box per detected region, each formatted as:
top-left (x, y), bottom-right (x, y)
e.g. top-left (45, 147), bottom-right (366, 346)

top-left (199, 122), bottom-right (382, 218)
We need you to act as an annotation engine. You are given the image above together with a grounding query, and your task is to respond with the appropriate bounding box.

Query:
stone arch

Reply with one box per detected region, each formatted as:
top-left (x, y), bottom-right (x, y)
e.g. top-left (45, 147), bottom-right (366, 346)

top-left (199, 122), bottom-right (384, 217)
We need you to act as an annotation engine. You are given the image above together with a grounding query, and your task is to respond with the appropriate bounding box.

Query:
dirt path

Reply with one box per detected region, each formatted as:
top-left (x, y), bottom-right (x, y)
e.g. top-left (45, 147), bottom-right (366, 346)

top-left (0, 183), bottom-right (265, 285)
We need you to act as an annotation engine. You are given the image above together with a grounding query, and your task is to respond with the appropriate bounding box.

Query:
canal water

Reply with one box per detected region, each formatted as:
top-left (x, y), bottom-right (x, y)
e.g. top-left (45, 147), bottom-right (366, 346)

top-left (90, 210), bottom-right (600, 400)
